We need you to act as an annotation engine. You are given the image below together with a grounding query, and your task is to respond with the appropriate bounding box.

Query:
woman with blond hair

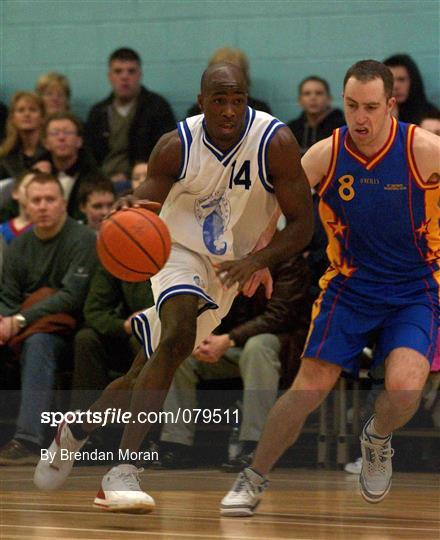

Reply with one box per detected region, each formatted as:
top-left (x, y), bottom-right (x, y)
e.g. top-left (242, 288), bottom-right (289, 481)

top-left (35, 72), bottom-right (71, 116)
top-left (0, 92), bottom-right (48, 180)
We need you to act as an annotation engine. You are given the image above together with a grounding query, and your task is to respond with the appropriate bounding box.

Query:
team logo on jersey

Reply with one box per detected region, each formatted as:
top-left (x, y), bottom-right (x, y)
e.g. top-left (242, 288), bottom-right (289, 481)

top-left (193, 275), bottom-right (205, 289)
top-left (194, 191), bottom-right (231, 255)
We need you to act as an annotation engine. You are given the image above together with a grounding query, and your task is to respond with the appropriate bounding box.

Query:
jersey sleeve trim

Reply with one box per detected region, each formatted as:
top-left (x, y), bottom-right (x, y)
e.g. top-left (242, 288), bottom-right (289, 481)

top-left (177, 120), bottom-right (193, 180)
top-left (318, 128), bottom-right (341, 197)
top-left (406, 124), bottom-right (437, 190)
top-left (257, 119), bottom-right (285, 193)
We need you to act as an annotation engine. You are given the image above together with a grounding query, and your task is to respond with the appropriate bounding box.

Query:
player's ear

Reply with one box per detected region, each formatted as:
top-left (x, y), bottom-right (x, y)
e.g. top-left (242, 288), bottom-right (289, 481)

top-left (197, 94), bottom-right (204, 113)
top-left (387, 96), bottom-right (396, 113)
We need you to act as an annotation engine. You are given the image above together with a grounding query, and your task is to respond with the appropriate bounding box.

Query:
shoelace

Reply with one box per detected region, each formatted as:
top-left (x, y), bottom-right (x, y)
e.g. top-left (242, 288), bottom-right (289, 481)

top-left (116, 467), bottom-right (145, 491)
top-left (233, 471), bottom-right (266, 494)
top-left (363, 440), bottom-right (394, 473)
top-left (232, 472), bottom-right (254, 494)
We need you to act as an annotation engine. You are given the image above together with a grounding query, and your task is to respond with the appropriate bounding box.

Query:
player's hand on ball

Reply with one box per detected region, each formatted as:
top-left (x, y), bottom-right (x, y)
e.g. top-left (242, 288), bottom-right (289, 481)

top-left (109, 196), bottom-right (162, 216)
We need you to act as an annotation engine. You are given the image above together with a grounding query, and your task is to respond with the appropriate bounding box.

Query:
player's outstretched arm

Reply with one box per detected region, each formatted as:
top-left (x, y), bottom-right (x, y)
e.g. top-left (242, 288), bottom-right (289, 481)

top-left (412, 127), bottom-right (440, 182)
top-left (216, 127), bottom-right (314, 290)
top-left (254, 126), bottom-right (314, 266)
top-left (301, 136), bottom-right (333, 189)
top-left (113, 130), bottom-right (182, 212)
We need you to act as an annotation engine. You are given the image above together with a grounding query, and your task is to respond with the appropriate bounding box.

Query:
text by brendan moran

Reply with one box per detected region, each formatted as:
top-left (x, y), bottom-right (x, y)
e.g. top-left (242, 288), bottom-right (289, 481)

top-left (40, 448), bottom-right (159, 463)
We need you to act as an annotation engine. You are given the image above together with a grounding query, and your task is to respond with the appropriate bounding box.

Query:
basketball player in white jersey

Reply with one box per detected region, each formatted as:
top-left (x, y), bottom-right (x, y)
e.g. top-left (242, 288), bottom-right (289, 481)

top-left (34, 63), bottom-right (314, 513)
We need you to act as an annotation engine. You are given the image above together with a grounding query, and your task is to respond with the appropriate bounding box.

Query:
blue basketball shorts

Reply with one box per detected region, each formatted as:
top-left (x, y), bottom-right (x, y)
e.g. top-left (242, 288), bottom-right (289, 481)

top-left (303, 271), bottom-right (439, 374)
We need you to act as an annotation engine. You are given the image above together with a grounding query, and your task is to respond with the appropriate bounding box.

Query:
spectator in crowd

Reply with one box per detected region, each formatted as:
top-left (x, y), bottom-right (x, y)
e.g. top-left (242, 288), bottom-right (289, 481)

top-left (0, 92), bottom-right (47, 180)
top-left (71, 263), bottom-right (154, 412)
top-left (131, 161), bottom-right (148, 191)
top-left (78, 179), bottom-right (115, 232)
top-left (43, 112), bottom-right (106, 220)
top-left (383, 53), bottom-right (439, 125)
top-left (186, 47), bottom-right (272, 117)
top-left (0, 234), bottom-right (5, 280)
top-left (420, 111), bottom-right (440, 136)
top-left (287, 76), bottom-right (345, 155)
top-left (156, 254), bottom-right (312, 469)
top-left (0, 171), bottom-right (34, 244)
top-left (0, 101), bottom-right (7, 143)
top-left (85, 47), bottom-right (175, 183)
top-left (35, 72), bottom-right (71, 116)
top-left (0, 172), bottom-right (97, 464)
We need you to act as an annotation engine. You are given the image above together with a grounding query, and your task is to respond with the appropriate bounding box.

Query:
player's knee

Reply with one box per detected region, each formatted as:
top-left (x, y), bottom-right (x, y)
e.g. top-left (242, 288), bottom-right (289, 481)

top-left (159, 332), bottom-right (196, 365)
top-left (385, 380), bottom-right (422, 411)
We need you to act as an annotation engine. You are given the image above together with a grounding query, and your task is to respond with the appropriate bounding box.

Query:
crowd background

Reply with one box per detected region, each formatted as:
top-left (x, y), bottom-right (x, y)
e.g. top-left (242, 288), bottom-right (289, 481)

top-left (1, 0), bottom-right (438, 123)
top-left (0, 0), bottom-right (438, 470)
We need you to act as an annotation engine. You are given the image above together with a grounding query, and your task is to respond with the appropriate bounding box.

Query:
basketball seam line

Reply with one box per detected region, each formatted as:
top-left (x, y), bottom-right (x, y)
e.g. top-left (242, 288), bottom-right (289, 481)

top-left (128, 208), bottom-right (168, 263)
top-left (99, 233), bottom-right (154, 276)
top-left (107, 214), bottom-right (161, 271)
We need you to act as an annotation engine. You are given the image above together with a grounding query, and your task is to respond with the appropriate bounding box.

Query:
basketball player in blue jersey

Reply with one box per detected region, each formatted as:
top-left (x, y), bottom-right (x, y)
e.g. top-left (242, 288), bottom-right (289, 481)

top-left (33, 63), bottom-right (314, 513)
top-left (221, 59), bottom-right (440, 515)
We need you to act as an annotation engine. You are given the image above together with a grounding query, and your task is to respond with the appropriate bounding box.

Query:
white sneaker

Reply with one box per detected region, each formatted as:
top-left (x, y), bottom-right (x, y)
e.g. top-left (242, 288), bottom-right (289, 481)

top-left (359, 416), bottom-right (394, 503)
top-left (344, 457), bottom-right (362, 475)
top-left (220, 467), bottom-right (268, 517)
top-left (34, 416), bottom-right (88, 491)
top-left (94, 464), bottom-right (155, 514)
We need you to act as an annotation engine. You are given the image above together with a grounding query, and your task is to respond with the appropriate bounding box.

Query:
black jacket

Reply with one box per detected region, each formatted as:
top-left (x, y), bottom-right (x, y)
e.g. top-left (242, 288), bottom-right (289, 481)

top-left (84, 86), bottom-right (176, 167)
top-left (51, 149), bottom-right (105, 220)
top-left (287, 108), bottom-right (345, 155)
top-left (0, 144), bottom-right (49, 180)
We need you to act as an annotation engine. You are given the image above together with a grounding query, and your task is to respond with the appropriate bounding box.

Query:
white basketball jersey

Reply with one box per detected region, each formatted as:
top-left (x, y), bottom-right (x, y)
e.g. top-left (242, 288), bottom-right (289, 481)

top-left (160, 107), bottom-right (285, 261)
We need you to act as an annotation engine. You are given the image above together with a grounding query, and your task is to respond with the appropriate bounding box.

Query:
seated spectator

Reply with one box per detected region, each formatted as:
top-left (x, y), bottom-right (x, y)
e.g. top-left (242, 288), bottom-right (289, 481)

top-left (78, 179), bottom-right (115, 232)
top-left (383, 53), bottom-right (439, 125)
top-left (0, 172), bottom-right (97, 464)
top-left (287, 76), bottom-right (345, 155)
top-left (0, 171), bottom-right (34, 244)
top-left (0, 92), bottom-right (47, 180)
top-left (156, 255), bottom-right (312, 469)
top-left (420, 111), bottom-right (440, 136)
top-left (71, 262), bottom-right (154, 412)
top-left (187, 47), bottom-right (272, 117)
top-left (0, 100), bottom-right (7, 143)
top-left (85, 47), bottom-right (175, 183)
top-left (35, 72), bottom-right (71, 116)
top-left (43, 112), bottom-right (106, 220)
top-left (131, 161), bottom-right (148, 191)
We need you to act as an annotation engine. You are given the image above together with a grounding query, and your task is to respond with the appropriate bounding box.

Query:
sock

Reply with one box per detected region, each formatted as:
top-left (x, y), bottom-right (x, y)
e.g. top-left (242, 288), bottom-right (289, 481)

top-left (246, 466), bottom-right (266, 484)
top-left (366, 417), bottom-right (391, 442)
top-left (69, 422), bottom-right (89, 441)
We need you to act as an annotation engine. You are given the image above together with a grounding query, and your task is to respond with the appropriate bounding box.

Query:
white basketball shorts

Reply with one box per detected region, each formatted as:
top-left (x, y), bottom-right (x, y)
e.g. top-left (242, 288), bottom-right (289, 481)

top-left (131, 243), bottom-right (238, 358)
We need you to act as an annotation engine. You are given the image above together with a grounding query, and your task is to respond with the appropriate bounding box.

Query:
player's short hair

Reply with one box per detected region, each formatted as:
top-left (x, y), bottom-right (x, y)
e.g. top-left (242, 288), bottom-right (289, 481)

top-left (109, 48), bottom-right (141, 66)
top-left (209, 47), bottom-right (250, 86)
top-left (343, 60), bottom-right (394, 100)
top-left (43, 112), bottom-right (83, 137)
top-left (298, 76), bottom-right (331, 96)
top-left (78, 178), bottom-right (115, 206)
top-left (26, 172), bottom-right (64, 197)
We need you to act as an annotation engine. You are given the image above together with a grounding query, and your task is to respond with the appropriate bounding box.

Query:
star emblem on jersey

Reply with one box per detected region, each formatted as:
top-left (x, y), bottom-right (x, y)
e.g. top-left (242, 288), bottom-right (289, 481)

top-left (327, 218), bottom-right (348, 238)
top-left (337, 258), bottom-right (357, 277)
top-left (415, 219), bottom-right (430, 239)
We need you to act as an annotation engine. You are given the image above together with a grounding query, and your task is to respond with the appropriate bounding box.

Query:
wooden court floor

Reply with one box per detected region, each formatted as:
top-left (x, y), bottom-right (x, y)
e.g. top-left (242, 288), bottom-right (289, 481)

top-left (0, 465), bottom-right (439, 539)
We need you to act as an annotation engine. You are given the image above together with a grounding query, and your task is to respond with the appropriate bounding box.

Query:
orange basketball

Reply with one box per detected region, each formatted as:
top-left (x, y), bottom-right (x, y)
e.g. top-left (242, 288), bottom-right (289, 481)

top-left (97, 208), bottom-right (171, 282)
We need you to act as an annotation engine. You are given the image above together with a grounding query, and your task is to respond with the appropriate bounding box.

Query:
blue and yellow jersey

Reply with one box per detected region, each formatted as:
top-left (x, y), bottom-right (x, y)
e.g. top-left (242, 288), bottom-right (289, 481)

top-left (317, 118), bottom-right (439, 295)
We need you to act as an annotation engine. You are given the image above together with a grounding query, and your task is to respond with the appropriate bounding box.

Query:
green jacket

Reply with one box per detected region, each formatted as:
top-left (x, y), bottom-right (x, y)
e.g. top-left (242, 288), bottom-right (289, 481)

top-left (84, 263), bottom-right (154, 340)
